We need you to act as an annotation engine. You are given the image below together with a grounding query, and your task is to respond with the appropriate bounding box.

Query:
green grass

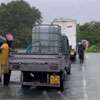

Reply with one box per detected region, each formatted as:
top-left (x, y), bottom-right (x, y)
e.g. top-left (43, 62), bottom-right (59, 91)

top-left (86, 44), bottom-right (100, 52)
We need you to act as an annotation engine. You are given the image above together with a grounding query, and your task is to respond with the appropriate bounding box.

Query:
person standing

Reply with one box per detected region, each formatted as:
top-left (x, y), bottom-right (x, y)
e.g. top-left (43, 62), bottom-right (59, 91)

top-left (5, 32), bottom-right (14, 85)
top-left (0, 41), bottom-right (10, 85)
top-left (0, 35), bottom-right (6, 82)
top-left (78, 43), bottom-right (85, 64)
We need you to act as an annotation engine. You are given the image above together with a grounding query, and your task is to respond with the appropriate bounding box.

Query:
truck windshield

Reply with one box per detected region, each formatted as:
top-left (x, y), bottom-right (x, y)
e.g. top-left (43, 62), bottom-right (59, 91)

top-left (31, 25), bottom-right (61, 54)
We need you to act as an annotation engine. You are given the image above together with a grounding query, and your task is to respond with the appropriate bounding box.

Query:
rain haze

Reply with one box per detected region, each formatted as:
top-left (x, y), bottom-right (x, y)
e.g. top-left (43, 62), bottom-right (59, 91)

top-left (0, 0), bottom-right (100, 23)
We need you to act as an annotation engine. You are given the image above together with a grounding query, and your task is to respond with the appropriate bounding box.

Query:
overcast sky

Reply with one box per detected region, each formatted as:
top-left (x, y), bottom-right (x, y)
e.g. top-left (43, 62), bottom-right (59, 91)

top-left (0, 0), bottom-right (100, 24)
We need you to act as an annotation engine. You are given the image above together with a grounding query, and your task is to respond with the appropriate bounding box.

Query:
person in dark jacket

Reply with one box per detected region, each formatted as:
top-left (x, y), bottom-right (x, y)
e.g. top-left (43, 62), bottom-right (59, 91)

top-left (78, 43), bottom-right (85, 63)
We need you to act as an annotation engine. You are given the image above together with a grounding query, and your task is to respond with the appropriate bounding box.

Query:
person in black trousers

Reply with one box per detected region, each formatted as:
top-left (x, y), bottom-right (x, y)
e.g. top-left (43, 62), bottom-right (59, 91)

top-left (4, 33), bottom-right (14, 86)
top-left (0, 41), bottom-right (10, 86)
top-left (3, 40), bottom-right (12, 86)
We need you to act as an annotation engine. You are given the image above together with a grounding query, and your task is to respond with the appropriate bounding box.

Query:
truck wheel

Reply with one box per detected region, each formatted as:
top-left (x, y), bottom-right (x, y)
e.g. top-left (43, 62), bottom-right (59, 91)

top-left (21, 72), bottom-right (30, 89)
top-left (65, 66), bottom-right (71, 75)
top-left (67, 63), bottom-right (71, 75)
top-left (60, 71), bottom-right (64, 91)
top-left (60, 80), bottom-right (64, 91)
top-left (67, 68), bottom-right (71, 75)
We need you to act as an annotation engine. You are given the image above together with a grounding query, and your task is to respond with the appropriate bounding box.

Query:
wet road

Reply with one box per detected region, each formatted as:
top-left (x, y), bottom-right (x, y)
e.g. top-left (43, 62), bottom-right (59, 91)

top-left (0, 53), bottom-right (100, 100)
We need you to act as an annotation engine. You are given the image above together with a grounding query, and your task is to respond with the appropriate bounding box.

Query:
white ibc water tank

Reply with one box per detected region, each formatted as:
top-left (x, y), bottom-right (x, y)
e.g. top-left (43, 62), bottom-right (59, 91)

top-left (32, 25), bottom-right (61, 54)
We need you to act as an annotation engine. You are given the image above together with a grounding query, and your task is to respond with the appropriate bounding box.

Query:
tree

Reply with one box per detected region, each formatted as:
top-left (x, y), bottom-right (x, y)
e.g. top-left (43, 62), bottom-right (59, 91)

top-left (77, 21), bottom-right (100, 45)
top-left (0, 0), bottom-right (42, 48)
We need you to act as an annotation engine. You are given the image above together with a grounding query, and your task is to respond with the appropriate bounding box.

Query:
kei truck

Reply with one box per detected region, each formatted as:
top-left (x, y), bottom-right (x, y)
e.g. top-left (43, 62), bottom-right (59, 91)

top-left (9, 25), bottom-right (71, 91)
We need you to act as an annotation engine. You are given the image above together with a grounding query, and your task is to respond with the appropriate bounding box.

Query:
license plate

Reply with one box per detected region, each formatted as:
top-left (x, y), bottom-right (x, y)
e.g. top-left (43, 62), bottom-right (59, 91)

top-left (50, 75), bottom-right (60, 85)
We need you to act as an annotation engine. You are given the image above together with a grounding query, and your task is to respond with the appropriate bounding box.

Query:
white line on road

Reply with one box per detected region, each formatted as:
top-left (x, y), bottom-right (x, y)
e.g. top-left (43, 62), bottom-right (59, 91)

top-left (82, 65), bottom-right (89, 100)
top-left (43, 90), bottom-right (50, 100)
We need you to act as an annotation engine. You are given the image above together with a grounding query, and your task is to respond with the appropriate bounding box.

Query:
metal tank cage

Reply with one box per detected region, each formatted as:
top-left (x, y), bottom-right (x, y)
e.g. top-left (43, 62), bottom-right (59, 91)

top-left (32, 25), bottom-right (62, 54)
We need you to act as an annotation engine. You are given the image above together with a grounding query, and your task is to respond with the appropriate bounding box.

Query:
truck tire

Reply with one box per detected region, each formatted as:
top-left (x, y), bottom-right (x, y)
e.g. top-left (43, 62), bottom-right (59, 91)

top-left (65, 65), bottom-right (71, 75)
top-left (60, 71), bottom-right (64, 91)
top-left (67, 63), bottom-right (71, 75)
top-left (67, 68), bottom-right (71, 75)
top-left (21, 71), bottom-right (30, 89)
top-left (60, 80), bottom-right (64, 91)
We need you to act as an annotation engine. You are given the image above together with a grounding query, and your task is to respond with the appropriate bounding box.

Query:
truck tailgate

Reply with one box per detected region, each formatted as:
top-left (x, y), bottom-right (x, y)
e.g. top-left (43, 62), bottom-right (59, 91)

top-left (9, 54), bottom-right (65, 71)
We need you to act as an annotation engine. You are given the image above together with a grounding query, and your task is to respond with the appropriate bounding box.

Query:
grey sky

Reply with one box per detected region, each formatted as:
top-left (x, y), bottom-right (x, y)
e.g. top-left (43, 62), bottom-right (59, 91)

top-left (0, 0), bottom-right (100, 23)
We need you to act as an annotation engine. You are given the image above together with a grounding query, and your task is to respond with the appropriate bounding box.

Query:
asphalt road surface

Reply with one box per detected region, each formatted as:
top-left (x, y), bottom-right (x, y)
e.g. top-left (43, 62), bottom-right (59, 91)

top-left (0, 53), bottom-right (100, 100)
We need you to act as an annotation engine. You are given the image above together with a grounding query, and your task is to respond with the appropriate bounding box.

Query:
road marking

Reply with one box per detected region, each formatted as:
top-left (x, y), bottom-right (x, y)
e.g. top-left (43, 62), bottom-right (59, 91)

top-left (82, 65), bottom-right (89, 100)
top-left (57, 91), bottom-right (67, 100)
top-left (43, 90), bottom-right (50, 100)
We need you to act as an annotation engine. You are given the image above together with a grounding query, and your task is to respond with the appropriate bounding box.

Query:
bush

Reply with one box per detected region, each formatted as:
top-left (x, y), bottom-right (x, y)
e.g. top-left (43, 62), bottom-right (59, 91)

top-left (86, 44), bottom-right (100, 52)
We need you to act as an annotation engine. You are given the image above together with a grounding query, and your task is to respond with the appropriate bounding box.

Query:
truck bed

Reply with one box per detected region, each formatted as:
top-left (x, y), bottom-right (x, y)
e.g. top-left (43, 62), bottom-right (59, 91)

top-left (9, 53), bottom-right (65, 72)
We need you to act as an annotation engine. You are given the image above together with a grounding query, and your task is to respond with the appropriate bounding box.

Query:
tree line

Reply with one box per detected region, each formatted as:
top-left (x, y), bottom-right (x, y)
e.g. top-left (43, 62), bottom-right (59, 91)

top-left (0, 0), bottom-right (99, 48)
top-left (77, 21), bottom-right (100, 46)
top-left (0, 0), bottom-right (42, 48)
